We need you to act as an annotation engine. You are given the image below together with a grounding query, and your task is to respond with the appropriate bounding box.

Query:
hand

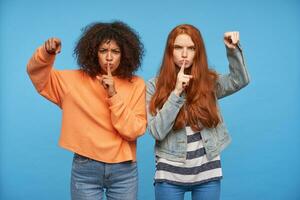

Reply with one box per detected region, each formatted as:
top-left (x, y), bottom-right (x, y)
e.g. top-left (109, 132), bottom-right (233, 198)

top-left (224, 31), bottom-right (239, 49)
top-left (96, 64), bottom-right (117, 97)
top-left (44, 38), bottom-right (61, 55)
top-left (174, 61), bottom-right (193, 96)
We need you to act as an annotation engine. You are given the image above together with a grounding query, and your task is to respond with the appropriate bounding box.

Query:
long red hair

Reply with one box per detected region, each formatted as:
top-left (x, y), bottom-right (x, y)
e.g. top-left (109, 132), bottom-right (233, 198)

top-left (149, 24), bottom-right (221, 131)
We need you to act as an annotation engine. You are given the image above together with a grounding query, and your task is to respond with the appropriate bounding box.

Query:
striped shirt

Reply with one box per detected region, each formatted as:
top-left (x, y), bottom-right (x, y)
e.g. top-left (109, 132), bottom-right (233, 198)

top-left (155, 127), bottom-right (222, 185)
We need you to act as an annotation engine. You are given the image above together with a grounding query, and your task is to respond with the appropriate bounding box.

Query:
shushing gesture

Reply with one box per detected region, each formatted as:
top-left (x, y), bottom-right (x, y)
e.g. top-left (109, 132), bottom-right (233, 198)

top-left (174, 61), bottom-right (193, 96)
top-left (224, 31), bottom-right (239, 49)
top-left (44, 38), bottom-right (62, 55)
top-left (96, 64), bottom-right (117, 97)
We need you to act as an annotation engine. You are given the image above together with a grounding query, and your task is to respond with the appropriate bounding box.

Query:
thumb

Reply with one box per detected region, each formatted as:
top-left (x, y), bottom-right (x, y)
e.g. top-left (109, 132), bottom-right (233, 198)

top-left (55, 45), bottom-right (61, 54)
top-left (96, 75), bottom-right (102, 81)
top-left (54, 39), bottom-right (62, 54)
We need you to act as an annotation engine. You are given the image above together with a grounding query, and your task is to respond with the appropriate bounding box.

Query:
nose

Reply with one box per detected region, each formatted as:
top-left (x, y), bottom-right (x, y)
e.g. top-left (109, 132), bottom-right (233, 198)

top-left (106, 51), bottom-right (113, 61)
top-left (181, 47), bottom-right (187, 58)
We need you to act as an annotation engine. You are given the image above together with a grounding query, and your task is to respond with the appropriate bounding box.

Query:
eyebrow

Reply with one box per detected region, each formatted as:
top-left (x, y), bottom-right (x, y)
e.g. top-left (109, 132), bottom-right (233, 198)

top-left (174, 44), bottom-right (195, 48)
top-left (99, 47), bottom-right (120, 50)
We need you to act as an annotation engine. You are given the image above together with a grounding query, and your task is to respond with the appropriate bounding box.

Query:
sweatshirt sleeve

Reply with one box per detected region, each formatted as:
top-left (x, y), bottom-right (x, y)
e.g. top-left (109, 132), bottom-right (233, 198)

top-left (106, 79), bottom-right (147, 141)
top-left (27, 46), bottom-right (69, 108)
top-left (216, 44), bottom-right (250, 99)
top-left (146, 78), bottom-right (185, 141)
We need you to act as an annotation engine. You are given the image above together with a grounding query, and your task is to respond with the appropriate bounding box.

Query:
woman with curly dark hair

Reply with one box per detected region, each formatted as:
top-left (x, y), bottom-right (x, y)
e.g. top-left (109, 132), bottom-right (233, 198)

top-left (27, 21), bottom-right (146, 200)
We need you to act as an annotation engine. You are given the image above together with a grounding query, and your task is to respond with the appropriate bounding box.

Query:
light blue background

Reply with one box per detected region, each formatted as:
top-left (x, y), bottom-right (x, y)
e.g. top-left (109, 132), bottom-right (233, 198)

top-left (1, 0), bottom-right (299, 199)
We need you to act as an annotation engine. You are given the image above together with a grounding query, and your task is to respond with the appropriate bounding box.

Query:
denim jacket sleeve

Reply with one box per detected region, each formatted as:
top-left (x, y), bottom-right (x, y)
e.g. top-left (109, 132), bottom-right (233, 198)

top-left (146, 78), bottom-right (185, 141)
top-left (216, 44), bottom-right (250, 99)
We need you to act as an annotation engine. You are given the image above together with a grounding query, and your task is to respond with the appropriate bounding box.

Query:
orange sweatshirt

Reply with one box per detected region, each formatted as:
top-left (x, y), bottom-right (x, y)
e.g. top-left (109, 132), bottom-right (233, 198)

top-left (27, 46), bottom-right (147, 163)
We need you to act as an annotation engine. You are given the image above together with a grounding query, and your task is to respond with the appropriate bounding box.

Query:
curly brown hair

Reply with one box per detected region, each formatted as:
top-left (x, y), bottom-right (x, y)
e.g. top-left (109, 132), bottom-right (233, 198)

top-left (74, 21), bottom-right (144, 79)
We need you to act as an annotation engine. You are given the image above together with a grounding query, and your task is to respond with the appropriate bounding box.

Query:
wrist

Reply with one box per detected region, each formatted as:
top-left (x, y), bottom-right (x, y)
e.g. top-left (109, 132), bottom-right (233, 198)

top-left (44, 45), bottom-right (56, 55)
top-left (108, 90), bottom-right (117, 98)
top-left (173, 89), bottom-right (181, 96)
top-left (40, 46), bottom-right (56, 61)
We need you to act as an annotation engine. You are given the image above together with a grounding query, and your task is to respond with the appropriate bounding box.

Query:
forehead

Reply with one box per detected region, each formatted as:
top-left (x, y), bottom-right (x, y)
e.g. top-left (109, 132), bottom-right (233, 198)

top-left (99, 40), bottom-right (120, 48)
top-left (174, 34), bottom-right (194, 46)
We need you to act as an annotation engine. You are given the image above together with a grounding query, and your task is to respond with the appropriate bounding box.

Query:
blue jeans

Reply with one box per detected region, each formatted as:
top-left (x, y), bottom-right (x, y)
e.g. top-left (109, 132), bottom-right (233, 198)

top-left (155, 180), bottom-right (221, 200)
top-left (71, 153), bottom-right (138, 200)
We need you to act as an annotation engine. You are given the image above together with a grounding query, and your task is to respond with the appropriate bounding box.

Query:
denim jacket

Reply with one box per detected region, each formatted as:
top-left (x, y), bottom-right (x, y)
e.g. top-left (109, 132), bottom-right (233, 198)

top-left (146, 45), bottom-right (250, 162)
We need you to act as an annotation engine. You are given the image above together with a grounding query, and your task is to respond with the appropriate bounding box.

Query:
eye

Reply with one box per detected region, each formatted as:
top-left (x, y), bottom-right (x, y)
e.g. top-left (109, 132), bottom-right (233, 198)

top-left (174, 45), bottom-right (183, 50)
top-left (188, 46), bottom-right (196, 51)
top-left (112, 49), bottom-right (121, 54)
top-left (98, 49), bottom-right (108, 54)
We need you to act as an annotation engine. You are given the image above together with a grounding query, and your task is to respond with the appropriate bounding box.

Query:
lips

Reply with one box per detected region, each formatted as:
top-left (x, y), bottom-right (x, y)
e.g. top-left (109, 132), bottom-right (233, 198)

top-left (179, 60), bottom-right (189, 66)
top-left (104, 63), bottom-right (113, 68)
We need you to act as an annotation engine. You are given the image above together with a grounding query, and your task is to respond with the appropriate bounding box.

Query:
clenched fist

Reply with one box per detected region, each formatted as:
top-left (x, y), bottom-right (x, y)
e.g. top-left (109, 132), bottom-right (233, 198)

top-left (44, 38), bottom-right (61, 55)
top-left (224, 31), bottom-right (240, 49)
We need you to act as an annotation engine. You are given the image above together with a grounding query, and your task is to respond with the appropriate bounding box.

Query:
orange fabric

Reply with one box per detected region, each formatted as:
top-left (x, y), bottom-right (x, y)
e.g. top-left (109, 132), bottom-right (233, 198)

top-left (27, 46), bottom-right (147, 163)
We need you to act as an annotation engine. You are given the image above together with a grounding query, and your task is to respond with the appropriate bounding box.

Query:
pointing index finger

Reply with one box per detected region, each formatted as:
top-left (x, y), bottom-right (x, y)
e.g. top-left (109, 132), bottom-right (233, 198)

top-left (179, 60), bottom-right (185, 74)
top-left (107, 64), bottom-right (112, 77)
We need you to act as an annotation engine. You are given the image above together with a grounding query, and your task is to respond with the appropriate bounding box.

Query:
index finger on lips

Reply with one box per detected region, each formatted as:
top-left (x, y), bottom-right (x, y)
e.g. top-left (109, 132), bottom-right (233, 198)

top-left (107, 64), bottom-right (112, 76)
top-left (179, 60), bottom-right (185, 74)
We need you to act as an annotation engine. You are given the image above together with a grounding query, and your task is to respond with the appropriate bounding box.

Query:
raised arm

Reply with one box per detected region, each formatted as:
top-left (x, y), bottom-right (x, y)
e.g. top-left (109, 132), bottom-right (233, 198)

top-left (27, 38), bottom-right (68, 107)
top-left (216, 32), bottom-right (250, 99)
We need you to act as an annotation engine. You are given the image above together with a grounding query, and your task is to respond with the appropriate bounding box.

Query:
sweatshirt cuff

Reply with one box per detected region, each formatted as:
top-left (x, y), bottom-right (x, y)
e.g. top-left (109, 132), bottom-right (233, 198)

top-left (39, 46), bottom-right (56, 63)
top-left (106, 93), bottom-right (122, 107)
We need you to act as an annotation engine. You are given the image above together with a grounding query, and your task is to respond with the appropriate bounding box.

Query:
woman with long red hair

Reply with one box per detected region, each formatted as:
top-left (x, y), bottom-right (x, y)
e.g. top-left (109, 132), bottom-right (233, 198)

top-left (147, 24), bottom-right (250, 200)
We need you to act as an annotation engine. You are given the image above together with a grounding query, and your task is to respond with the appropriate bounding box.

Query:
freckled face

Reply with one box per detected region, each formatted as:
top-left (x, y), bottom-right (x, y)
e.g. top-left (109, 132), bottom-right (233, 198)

top-left (173, 34), bottom-right (196, 69)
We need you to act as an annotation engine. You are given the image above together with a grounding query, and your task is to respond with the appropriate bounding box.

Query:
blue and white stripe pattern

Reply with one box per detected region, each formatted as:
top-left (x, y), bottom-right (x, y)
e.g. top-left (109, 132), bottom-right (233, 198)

top-left (155, 127), bottom-right (222, 185)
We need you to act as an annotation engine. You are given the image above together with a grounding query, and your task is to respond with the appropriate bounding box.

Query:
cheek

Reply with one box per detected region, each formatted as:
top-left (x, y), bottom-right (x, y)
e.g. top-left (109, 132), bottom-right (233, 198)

top-left (173, 52), bottom-right (180, 62)
top-left (98, 56), bottom-right (106, 69)
top-left (110, 56), bottom-right (121, 71)
top-left (116, 56), bottom-right (121, 66)
top-left (190, 53), bottom-right (195, 62)
top-left (98, 54), bottom-right (103, 64)
top-left (117, 56), bottom-right (121, 64)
